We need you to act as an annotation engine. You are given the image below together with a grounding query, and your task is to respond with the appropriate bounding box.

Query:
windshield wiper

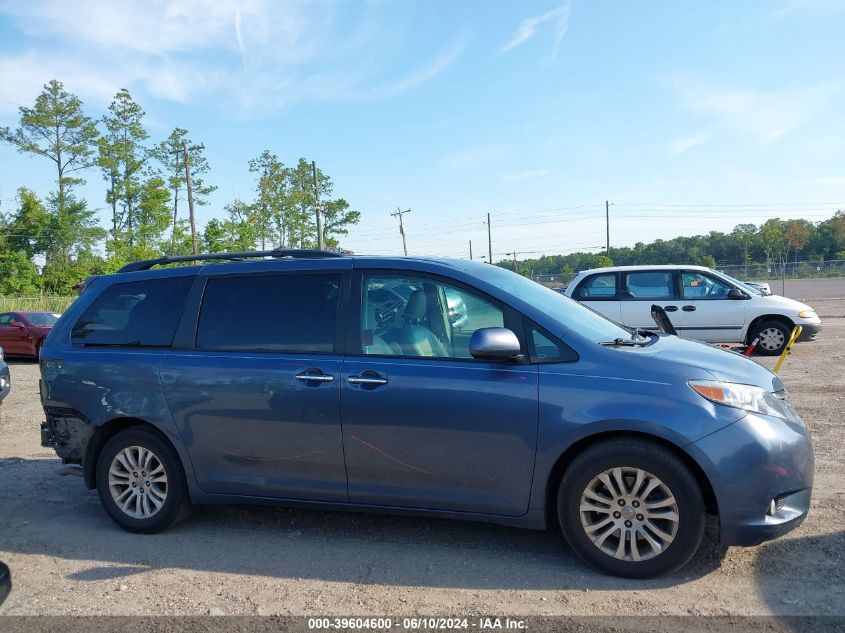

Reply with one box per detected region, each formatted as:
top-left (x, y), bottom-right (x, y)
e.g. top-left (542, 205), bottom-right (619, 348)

top-left (600, 337), bottom-right (651, 347)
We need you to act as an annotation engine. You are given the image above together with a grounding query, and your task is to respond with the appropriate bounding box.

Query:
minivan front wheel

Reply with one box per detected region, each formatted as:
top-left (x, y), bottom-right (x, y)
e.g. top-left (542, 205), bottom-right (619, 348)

top-left (751, 319), bottom-right (791, 356)
top-left (558, 438), bottom-right (705, 578)
top-left (96, 427), bottom-right (190, 533)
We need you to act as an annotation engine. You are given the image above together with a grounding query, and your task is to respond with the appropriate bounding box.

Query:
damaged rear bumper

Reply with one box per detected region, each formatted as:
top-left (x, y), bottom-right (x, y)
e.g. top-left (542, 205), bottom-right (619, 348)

top-left (40, 407), bottom-right (94, 466)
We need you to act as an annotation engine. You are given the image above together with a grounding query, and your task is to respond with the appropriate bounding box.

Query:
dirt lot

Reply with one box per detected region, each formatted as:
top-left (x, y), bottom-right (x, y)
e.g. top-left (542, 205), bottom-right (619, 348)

top-left (1, 280), bottom-right (843, 617)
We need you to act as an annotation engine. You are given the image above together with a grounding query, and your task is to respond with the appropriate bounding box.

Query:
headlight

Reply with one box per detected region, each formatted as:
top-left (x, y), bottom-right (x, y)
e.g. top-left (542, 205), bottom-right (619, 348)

top-left (689, 380), bottom-right (801, 421)
top-left (798, 310), bottom-right (816, 318)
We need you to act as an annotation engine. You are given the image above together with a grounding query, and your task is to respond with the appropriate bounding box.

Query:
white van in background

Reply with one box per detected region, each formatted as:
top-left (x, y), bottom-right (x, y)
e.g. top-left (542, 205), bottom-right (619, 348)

top-left (565, 265), bottom-right (821, 355)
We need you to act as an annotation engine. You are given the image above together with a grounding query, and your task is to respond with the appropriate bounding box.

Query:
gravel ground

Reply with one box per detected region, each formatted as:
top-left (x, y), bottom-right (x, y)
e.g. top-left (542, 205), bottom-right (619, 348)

top-left (0, 282), bottom-right (843, 617)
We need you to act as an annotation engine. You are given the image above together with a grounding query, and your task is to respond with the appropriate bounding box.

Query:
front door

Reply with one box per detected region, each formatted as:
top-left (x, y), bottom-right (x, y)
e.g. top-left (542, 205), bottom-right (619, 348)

top-left (161, 271), bottom-right (348, 501)
top-left (340, 272), bottom-right (539, 517)
top-left (674, 270), bottom-right (746, 343)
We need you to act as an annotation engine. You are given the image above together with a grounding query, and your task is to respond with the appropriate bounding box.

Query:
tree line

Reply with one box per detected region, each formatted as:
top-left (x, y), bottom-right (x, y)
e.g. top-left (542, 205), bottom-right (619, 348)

top-left (500, 214), bottom-right (845, 278)
top-left (0, 80), bottom-right (361, 295)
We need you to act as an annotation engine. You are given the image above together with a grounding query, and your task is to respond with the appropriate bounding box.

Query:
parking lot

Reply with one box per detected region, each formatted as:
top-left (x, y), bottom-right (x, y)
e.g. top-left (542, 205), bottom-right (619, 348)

top-left (0, 279), bottom-right (843, 617)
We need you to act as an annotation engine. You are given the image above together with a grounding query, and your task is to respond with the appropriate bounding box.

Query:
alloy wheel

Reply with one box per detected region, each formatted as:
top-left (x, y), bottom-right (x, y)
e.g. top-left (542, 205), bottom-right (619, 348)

top-left (108, 445), bottom-right (168, 519)
top-left (579, 467), bottom-right (679, 562)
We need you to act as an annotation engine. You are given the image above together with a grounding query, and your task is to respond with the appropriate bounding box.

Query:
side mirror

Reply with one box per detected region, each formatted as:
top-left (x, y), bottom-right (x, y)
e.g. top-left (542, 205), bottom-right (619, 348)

top-left (470, 327), bottom-right (522, 361)
top-left (0, 561), bottom-right (10, 606)
top-left (727, 289), bottom-right (746, 300)
top-left (9, 321), bottom-right (25, 328)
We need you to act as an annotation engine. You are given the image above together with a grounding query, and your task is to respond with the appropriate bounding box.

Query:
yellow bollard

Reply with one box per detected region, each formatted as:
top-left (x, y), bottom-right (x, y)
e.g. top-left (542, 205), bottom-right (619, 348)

top-left (773, 325), bottom-right (803, 374)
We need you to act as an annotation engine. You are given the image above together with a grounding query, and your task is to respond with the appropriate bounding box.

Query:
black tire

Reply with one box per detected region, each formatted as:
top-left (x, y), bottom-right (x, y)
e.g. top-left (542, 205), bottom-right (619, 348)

top-left (96, 427), bottom-right (191, 534)
top-left (558, 438), bottom-right (705, 578)
top-left (750, 319), bottom-right (791, 356)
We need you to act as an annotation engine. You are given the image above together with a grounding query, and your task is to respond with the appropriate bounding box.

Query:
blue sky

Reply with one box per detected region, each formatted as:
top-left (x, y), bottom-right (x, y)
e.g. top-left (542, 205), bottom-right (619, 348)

top-left (1, 0), bottom-right (844, 260)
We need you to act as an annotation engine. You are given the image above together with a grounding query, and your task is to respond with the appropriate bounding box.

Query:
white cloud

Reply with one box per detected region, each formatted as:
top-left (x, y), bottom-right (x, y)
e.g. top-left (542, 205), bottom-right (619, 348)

top-left (668, 133), bottom-right (710, 155)
top-left (499, 2), bottom-right (571, 58)
top-left (501, 169), bottom-right (549, 181)
top-left (668, 76), bottom-right (839, 144)
top-left (0, 0), bottom-right (462, 117)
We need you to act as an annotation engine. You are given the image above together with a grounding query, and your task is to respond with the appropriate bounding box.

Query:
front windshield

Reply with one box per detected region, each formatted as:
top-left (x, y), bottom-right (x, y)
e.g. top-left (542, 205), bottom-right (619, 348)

top-left (470, 264), bottom-right (633, 342)
top-left (25, 313), bottom-right (60, 326)
top-left (712, 270), bottom-right (763, 295)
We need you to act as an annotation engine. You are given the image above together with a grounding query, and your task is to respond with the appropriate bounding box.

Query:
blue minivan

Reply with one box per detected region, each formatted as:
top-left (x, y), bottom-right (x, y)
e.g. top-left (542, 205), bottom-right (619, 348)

top-left (39, 250), bottom-right (814, 578)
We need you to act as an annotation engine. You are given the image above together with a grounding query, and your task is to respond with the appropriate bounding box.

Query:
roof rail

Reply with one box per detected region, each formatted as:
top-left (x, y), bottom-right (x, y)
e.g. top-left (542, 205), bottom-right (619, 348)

top-left (117, 248), bottom-right (345, 273)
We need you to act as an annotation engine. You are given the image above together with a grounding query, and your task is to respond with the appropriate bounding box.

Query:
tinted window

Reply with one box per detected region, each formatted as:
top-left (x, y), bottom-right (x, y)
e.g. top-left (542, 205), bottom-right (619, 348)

top-left (362, 275), bottom-right (504, 359)
top-left (197, 274), bottom-right (340, 353)
top-left (72, 277), bottom-right (194, 347)
top-left (577, 273), bottom-right (617, 299)
top-left (0, 314), bottom-right (14, 326)
top-left (625, 272), bottom-right (675, 299)
top-left (682, 271), bottom-right (733, 299)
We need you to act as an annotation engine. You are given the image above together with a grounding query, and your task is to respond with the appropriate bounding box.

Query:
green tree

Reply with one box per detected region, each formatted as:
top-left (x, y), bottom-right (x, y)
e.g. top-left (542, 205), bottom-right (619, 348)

top-left (1, 80), bottom-right (99, 227)
top-left (322, 197), bottom-right (360, 248)
top-left (99, 89), bottom-right (148, 246)
top-left (248, 150), bottom-right (287, 249)
top-left (0, 250), bottom-right (42, 295)
top-left (4, 188), bottom-right (52, 258)
top-left (153, 128), bottom-right (215, 247)
top-left (594, 254), bottom-right (613, 268)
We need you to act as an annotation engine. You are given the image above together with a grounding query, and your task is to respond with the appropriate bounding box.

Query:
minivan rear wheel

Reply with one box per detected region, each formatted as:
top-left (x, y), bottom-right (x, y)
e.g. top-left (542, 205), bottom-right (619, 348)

top-left (558, 438), bottom-right (705, 578)
top-left (96, 427), bottom-right (190, 533)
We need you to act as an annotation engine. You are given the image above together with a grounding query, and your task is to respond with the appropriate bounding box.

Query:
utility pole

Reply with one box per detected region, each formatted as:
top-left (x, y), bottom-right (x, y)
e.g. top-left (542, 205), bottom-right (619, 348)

top-left (507, 250), bottom-right (518, 273)
top-left (312, 161), bottom-right (325, 250)
top-left (487, 213), bottom-right (493, 264)
top-left (172, 142), bottom-right (204, 255)
top-left (605, 200), bottom-right (611, 255)
top-left (469, 240), bottom-right (473, 260)
top-left (391, 207), bottom-right (410, 255)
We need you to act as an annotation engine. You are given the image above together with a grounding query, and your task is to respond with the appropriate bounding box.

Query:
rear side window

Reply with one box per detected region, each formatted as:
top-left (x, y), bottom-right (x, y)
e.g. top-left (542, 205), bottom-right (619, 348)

top-left (576, 273), bottom-right (617, 299)
top-left (72, 277), bottom-right (194, 347)
top-left (196, 274), bottom-right (340, 353)
top-left (624, 271), bottom-right (676, 299)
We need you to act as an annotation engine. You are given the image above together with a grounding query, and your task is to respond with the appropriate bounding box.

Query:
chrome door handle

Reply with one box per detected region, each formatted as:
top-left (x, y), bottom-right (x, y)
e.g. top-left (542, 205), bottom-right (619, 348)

top-left (295, 373), bottom-right (334, 383)
top-left (347, 376), bottom-right (388, 385)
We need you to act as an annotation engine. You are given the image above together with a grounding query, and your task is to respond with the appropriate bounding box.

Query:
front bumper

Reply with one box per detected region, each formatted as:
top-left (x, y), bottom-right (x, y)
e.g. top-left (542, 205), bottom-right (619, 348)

top-left (797, 321), bottom-right (821, 342)
top-left (686, 412), bottom-right (814, 547)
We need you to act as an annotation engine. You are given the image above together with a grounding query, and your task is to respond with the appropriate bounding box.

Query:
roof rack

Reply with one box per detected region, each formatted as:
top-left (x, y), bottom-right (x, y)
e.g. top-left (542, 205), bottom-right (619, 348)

top-left (117, 248), bottom-right (345, 273)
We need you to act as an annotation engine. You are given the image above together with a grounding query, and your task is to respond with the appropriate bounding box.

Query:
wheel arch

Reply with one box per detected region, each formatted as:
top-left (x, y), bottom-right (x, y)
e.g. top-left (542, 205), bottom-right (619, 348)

top-left (544, 430), bottom-right (719, 529)
top-left (83, 417), bottom-right (186, 489)
top-left (746, 314), bottom-right (794, 344)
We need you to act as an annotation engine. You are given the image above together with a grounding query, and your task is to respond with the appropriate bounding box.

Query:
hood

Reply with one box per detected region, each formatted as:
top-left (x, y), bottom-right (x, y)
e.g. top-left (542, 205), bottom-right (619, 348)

top-left (628, 334), bottom-right (784, 392)
top-left (752, 293), bottom-right (814, 313)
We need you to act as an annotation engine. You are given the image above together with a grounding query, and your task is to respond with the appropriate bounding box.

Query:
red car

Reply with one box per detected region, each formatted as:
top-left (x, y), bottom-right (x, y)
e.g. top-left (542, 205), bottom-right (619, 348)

top-left (0, 311), bottom-right (60, 359)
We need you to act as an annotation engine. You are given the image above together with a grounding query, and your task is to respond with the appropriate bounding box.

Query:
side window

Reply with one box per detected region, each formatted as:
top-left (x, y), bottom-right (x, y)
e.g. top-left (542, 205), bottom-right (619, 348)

top-left (362, 275), bottom-right (504, 359)
top-left (196, 274), bottom-right (340, 353)
top-left (527, 324), bottom-right (578, 363)
top-left (72, 277), bottom-right (194, 347)
top-left (576, 273), bottom-right (617, 299)
top-left (682, 272), bottom-right (734, 299)
top-left (0, 314), bottom-right (13, 326)
top-left (624, 271), bottom-right (676, 300)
